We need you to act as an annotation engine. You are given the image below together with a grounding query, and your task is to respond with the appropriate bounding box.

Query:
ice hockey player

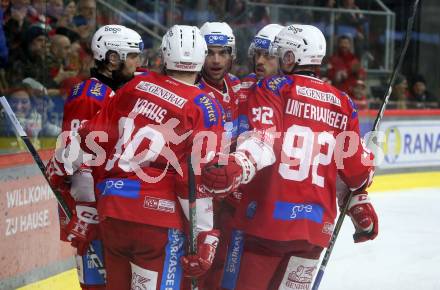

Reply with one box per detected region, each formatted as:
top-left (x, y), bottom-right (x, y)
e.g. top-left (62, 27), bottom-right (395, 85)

top-left (201, 24), bottom-right (379, 290)
top-left (208, 23), bottom-right (286, 290)
top-left (49, 25), bottom-right (224, 290)
top-left (198, 21), bottom-right (241, 142)
top-left (196, 21), bottom-right (245, 289)
top-left (239, 23), bottom-right (284, 134)
top-left (46, 24), bottom-right (143, 290)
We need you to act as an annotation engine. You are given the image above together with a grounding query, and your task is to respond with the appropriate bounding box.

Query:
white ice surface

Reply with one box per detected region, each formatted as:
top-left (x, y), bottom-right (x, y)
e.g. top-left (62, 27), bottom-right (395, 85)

top-left (319, 187), bottom-right (440, 290)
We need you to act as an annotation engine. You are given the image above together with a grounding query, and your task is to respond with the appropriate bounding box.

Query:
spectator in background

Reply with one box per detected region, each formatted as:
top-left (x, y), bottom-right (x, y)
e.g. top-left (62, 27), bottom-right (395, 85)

top-left (409, 75), bottom-right (438, 108)
top-left (0, 7), bottom-right (9, 95)
top-left (7, 23), bottom-right (49, 87)
top-left (351, 79), bottom-right (368, 110)
top-left (56, 0), bottom-right (77, 31)
top-left (46, 0), bottom-right (63, 24)
top-left (22, 77), bottom-right (61, 136)
top-left (4, 0), bottom-right (33, 58)
top-left (0, 8), bottom-right (9, 68)
top-left (46, 34), bottom-right (77, 93)
top-left (390, 74), bottom-right (408, 109)
top-left (339, 0), bottom-right (366, 57)
top-left (73, 0), bottom-right (96, 41)
top-left (327, 35), bottom-right (366, 95)
top-left (8, 85), bottom-right (42, 137)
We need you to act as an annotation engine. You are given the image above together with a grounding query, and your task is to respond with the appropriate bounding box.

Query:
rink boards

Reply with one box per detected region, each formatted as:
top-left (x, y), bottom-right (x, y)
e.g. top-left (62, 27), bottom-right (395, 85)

top-left (11, 171), bottom-right (440, 290)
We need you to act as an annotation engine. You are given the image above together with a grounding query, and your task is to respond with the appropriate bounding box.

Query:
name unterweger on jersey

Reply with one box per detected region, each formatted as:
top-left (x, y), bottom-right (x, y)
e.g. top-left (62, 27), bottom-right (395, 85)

top-left (54, 119), bottom-right (384, 183)
top-left (285, 99), bottom-right (348, 130)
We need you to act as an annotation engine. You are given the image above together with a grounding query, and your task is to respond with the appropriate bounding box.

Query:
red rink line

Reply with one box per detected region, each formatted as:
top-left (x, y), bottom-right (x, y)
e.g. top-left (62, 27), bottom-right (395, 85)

top-left (359, 109), bottom-right (440, 117)
top-left (0, 149), bottom-right (53, 169)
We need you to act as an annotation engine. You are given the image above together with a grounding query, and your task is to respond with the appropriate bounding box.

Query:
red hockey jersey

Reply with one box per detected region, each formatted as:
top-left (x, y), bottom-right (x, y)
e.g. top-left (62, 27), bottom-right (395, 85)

top-left (78, 71), bottom-right (224, 230)
top-left (62, 78), bottom-right (114, 132)
top-left (235, 73), bottom-right (374, 247)
top-left (197, 73), bottom-right (241, 141)
top-left (56, 77), bottom-right (114, 241)
top-left (238, 73), bottom-right (258, 135)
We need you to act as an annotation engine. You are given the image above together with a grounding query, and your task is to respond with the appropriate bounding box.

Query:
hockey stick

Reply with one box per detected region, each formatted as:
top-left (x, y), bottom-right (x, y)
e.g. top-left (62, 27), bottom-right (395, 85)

top-left (188, 154), bottom-right (198, 290)
top-left (0, 96), bottom-right (106, 281)
top-left (312, 1), bottom-right (420, 289)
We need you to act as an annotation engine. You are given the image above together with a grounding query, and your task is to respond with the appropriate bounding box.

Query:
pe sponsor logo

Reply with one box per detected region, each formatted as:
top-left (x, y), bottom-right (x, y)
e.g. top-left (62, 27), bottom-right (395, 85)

top-left (143, 196), bottom-right (176, 213)
top-left (97, 179), bottom-right (141, 199)
top-left (383, 126), bottom-right (401, 164)
top-left (273, 202), bottom-right (323, 223)
top-left (254, 37), bottom-right (271, 49)
top-left (205, 34), bottom-right (228, 45)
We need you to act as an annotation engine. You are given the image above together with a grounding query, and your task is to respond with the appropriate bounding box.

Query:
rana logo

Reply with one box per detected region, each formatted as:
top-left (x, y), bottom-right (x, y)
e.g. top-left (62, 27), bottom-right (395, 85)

top-left (383, 126), bottom-right (402, 164)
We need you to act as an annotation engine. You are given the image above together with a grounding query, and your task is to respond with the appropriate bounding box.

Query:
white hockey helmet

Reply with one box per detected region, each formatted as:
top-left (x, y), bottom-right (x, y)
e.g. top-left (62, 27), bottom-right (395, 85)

top-left (248, 24), bottom-right (284, 57)
top-left (160, 25), bottom-right (207, 72)
top-left (270, 24), bottom-right (326, 66)
top-left (200, 22), bottom-right (236, 58)
top-left (91, 25), bottom-right (144, 61)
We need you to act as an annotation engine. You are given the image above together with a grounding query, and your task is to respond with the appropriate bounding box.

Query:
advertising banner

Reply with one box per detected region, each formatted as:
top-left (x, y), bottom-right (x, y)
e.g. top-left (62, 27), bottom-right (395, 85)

top-left (378, 120), bottom-right (440, 169)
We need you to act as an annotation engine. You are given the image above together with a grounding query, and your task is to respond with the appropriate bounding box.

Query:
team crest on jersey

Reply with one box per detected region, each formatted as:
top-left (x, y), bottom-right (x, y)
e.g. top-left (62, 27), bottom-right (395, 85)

top-left (67, 82), bottom-right (86, 102)
top-left (86, 80), bottom-right (106, 101)
top-left (194, 94), bottom-right (219, 128)
top-left (223, 93), bottom-right (230, 103)
top-left (266, 76), bottom-right (292, 94)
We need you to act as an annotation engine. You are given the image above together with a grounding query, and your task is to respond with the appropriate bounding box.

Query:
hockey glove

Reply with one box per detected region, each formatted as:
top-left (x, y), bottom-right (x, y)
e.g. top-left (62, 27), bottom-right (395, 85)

top-left (348, 192), bottom-right (379, 243)
top-left (181, 229), bottom-right (220, 278)
top-left (66, 202), bottom-right (99, 255)
top-left (201, 152), bottom-right (256, 199)
top-left (46, 156), bottom-right (71, 192)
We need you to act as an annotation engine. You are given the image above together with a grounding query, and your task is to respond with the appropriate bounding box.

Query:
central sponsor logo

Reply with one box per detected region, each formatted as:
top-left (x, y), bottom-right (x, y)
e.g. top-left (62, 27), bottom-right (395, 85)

top-left (296, 85), bottom-right (341, 107)
top-left (136, 81), bottom-right (187, 108)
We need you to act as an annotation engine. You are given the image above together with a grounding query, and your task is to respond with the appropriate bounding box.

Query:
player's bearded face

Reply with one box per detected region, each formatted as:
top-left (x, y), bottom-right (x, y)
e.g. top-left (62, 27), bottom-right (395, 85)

top-left (203, 46), bottom-right (232, 82)
top-left (122, 53), bottom-right (141, 76)
top-left (254, 49), bottom-right (279, 80)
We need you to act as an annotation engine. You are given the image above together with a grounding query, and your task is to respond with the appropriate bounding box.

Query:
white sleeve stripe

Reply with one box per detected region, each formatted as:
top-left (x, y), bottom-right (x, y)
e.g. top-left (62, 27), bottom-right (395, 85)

top-left (177, 196), bottom-right (214, 232)
top-left (237, 137), bottom-right (276, 170)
